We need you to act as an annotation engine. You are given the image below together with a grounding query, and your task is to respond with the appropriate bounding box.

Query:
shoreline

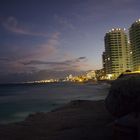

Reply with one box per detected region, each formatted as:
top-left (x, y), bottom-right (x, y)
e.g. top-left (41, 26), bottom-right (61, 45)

top-left (0, 99), bottom-right (114, 140)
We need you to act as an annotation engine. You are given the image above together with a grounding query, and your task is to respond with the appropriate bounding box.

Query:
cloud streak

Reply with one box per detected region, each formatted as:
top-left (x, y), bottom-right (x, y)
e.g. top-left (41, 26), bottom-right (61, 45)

top-left (23, 57), bottom-right (87, 65)
top-left (0, 31), bottom-right (60, 63)
top-left (24, 32), bottom-right (60, 60)
top-left (0, 31), bottom-right (61, 75)
top-left (0, 57), bottom-right (10, 61)
top-left (54, 15), bottom-right (75, 30)
top-left (2, 16), bottom-right (47, 37)
top-left (22, 57), bottom-right (88, 71)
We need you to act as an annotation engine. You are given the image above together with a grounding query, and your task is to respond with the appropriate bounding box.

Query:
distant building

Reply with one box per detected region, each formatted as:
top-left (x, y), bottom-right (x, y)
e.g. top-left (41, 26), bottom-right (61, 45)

top-left (104, 28), bottom-right (131, 78)
top-left (86, 70), bottom-right (96, 79)
top-left (129, 19), bottom-right (140, 71)
top-left (95, 69), bottom-right (105, 80)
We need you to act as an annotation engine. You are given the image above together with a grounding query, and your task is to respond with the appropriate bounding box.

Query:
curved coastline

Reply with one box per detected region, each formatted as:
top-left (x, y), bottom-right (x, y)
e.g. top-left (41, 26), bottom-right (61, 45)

top-left (0, 99), bottom-right (114, 140)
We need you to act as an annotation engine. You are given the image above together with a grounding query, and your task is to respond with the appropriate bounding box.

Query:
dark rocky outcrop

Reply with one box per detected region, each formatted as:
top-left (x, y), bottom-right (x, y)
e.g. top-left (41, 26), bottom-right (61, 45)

top-left (105, 75), bottom-right (140, 118)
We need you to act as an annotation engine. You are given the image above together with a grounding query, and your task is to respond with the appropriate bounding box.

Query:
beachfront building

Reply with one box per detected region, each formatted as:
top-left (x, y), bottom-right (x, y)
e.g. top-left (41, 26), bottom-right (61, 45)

top-left (102, 52), bottom-right (107, 75)
top-left (129, 19), bottom-right (140, 71)
top-left (95, 69), bottom-right (105, 80)
top-left (104, 28), bottom-right (131, 79)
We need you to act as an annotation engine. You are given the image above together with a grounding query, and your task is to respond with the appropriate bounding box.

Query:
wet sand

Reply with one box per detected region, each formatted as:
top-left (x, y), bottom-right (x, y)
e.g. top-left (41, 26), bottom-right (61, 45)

top-left (0, 100), bottom-right (114, 140)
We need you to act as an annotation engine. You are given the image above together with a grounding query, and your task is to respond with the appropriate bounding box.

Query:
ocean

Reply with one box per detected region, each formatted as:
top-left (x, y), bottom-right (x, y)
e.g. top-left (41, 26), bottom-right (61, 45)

top-left (0, 82), bottom-right (110, 124)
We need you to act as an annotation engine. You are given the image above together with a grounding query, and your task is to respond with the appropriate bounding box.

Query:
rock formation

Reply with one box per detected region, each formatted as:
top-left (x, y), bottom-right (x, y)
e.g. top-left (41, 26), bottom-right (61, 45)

top-left (105, 75), bottom-right (140, 117)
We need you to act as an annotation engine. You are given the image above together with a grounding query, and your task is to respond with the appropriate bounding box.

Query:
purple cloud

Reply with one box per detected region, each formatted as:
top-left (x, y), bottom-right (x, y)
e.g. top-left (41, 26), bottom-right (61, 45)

top-left (54, 15), bottom-right (75, 30)
top-left (21, 56), bottom-right (88, 71)
top-left (2, 16), bottom-right (47, 37)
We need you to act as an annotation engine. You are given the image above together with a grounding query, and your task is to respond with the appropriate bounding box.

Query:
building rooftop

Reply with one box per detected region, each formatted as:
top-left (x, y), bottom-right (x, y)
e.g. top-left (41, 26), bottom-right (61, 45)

top-left (107, 28), bottom-right (126, 33)
top-left (130, 19), bottom-right (140, 27)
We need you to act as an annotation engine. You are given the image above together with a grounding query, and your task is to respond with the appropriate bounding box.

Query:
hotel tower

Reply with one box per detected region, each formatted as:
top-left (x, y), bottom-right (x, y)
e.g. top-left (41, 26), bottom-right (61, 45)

top-left (103, 28), bottom-right (131, 78)
top-left (129, 19), bottom-right (140, 71)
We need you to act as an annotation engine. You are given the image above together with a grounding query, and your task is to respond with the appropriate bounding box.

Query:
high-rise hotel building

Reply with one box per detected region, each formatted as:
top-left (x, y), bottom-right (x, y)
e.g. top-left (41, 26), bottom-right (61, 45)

top-left (129, 19), bottom-right (140, 71)
top-left (103, 28), bottom-right (131, 78)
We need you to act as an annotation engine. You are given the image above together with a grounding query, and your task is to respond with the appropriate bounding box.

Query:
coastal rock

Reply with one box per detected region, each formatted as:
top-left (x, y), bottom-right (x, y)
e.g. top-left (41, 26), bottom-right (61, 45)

top-left (105, 75), bottom-right (140, 117)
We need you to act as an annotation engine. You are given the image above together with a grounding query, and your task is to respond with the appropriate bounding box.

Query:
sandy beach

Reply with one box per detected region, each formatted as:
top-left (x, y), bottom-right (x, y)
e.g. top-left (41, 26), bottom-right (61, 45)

top-left (0, 100), bottom-right (114, 140)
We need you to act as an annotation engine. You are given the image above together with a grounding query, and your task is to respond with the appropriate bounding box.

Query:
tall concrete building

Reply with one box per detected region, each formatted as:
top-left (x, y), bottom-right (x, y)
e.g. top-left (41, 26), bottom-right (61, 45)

top-left (129, 19), bottom-right (140, 71)
top-left (102, 51), bottom-right (106, 75)
top-left (104, 28), bottom-right (130, 78)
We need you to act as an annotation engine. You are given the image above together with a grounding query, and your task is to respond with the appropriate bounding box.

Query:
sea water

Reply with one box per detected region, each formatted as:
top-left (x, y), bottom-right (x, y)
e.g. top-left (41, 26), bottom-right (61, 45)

top-left (0, 82), bottom-right (110, 124)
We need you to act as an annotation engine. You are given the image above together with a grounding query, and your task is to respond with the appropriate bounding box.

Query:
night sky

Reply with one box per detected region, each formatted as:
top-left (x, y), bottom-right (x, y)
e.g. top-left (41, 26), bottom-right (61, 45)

top-left (0, 0), bottom-right (140, 83)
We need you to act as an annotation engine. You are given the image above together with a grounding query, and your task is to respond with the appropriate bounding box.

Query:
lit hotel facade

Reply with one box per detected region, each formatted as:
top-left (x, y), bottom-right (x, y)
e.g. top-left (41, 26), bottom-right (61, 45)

top-left (103, 28), bottom-right (131, 78)
top-left (129, 19), bottom-right (140, 71)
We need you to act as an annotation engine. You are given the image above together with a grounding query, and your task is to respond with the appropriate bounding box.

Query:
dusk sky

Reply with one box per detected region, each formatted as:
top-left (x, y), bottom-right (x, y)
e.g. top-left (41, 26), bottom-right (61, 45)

top-left (0, 0), bottom-right (140, 83)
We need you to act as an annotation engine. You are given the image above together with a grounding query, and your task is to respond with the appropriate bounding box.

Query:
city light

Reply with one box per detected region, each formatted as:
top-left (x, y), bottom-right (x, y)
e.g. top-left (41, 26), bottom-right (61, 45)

top-left (25, 70), bottom-right (98, 84)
